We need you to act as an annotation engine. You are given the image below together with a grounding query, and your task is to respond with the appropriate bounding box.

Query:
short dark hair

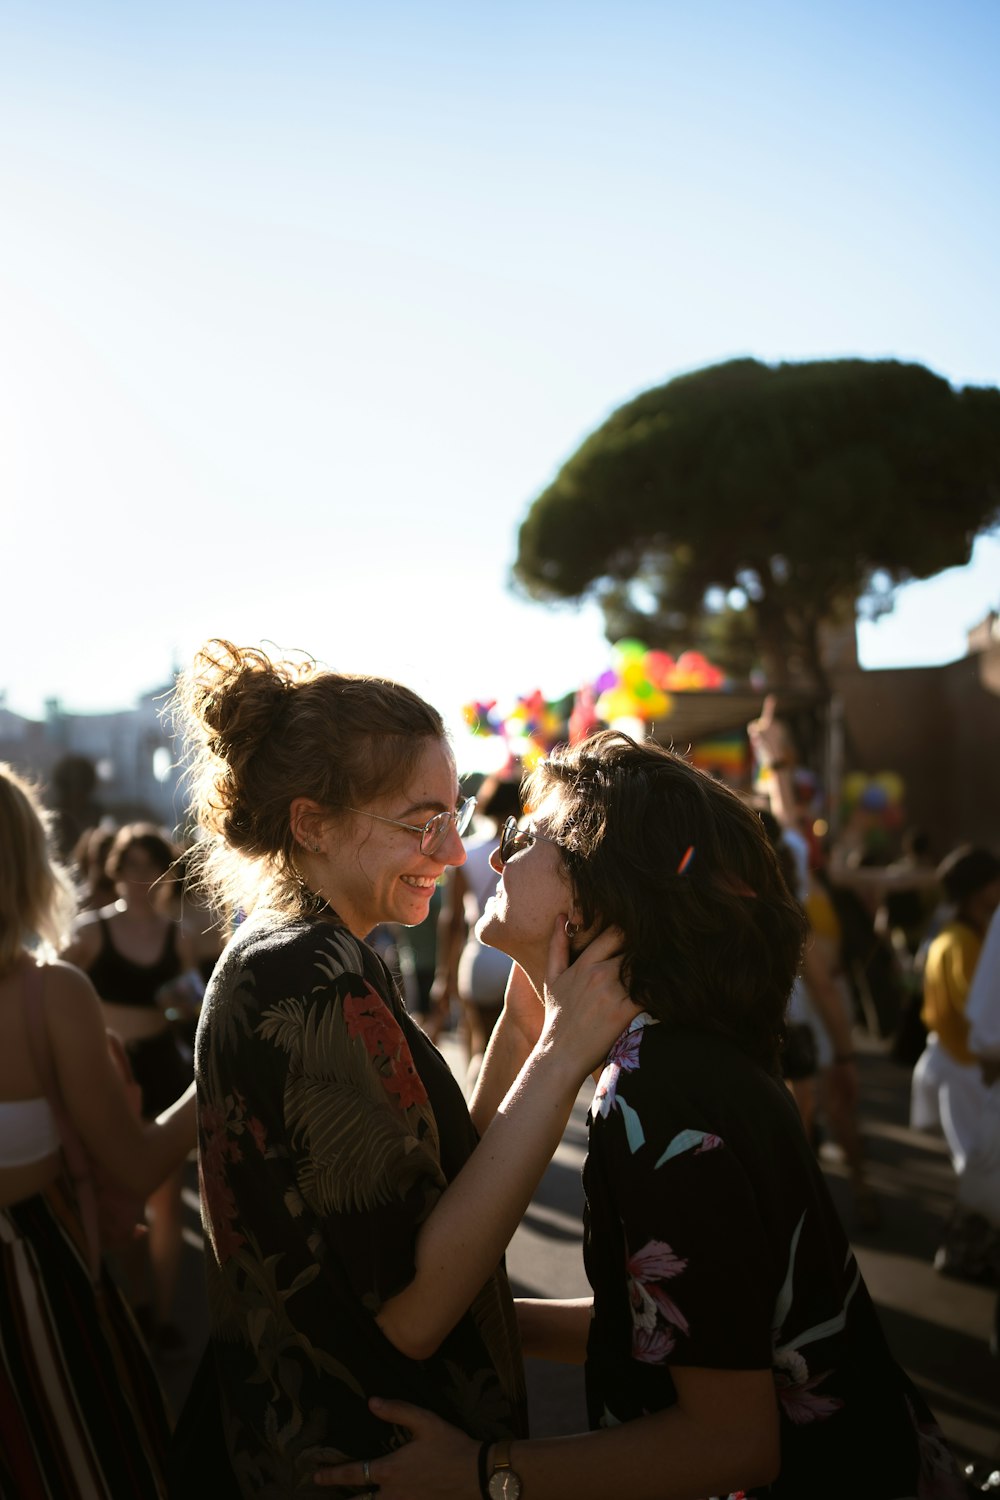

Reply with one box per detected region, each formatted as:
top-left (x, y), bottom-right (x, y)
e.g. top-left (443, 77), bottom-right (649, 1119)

top-left (525, 731), bottom-right (806, 1071)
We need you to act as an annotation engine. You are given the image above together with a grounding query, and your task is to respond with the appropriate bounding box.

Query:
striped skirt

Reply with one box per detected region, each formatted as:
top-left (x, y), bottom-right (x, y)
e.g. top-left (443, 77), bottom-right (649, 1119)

top-left (0, 1177), bottom-right (170, 1498)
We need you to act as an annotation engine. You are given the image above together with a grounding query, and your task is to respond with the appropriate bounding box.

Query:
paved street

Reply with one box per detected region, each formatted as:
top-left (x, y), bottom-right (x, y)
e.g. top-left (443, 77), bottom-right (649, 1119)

top-left (159, 1032), bottom-right (1000, 1481)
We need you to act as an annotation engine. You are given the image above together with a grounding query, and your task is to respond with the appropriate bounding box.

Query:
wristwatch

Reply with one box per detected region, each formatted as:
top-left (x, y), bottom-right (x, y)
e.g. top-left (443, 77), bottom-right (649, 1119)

top-left (486, 1439), bottom-right (523, 1500)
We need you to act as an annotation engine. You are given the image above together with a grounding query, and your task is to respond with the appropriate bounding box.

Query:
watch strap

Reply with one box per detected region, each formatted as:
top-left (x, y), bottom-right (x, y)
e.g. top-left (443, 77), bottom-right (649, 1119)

top-left (477, 1441), bottom-right (492, 1500)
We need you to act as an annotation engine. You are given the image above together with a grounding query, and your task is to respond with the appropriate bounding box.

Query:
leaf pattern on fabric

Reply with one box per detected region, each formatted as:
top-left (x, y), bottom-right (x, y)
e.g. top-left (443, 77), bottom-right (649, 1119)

top-left (653, 1128), bottom-right (723, 1168)
top-left (770, 1211), bottom-right (848, 1425)
top-left (259, 960), bottom-right (444, 1216)
top-left (290, 1077), bottom-right (443, 1214)
top-left (196, 915), bottom-right (526, 1487)
top-left (468, 1274), bottom-right (526, 1407)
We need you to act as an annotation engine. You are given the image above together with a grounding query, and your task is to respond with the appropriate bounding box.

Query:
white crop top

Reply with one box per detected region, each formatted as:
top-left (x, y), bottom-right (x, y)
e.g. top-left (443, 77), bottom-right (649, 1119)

top-left (0, 1097), bottom-right (61, 1167)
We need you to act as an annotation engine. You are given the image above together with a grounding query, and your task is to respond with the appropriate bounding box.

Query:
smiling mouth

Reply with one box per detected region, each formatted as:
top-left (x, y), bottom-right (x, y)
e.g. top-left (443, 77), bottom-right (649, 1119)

top-left (400, 875), bottom-right (436, 891)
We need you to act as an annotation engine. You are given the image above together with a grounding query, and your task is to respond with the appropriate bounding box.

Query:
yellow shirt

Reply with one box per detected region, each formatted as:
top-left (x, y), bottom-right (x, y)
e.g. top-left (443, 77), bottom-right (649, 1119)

top-left (921, 921), bottom-right (983, 1065)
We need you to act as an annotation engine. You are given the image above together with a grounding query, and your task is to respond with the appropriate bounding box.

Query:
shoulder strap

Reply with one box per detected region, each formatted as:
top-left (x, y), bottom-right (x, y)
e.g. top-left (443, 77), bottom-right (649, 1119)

top-left (21, 965), bottom-right (102, 1284)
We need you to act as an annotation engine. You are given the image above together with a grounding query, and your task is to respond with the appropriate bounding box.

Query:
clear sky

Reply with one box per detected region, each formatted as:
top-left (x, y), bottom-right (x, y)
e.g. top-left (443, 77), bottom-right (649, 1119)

top-left (2, 0), bottom-right (998, 771)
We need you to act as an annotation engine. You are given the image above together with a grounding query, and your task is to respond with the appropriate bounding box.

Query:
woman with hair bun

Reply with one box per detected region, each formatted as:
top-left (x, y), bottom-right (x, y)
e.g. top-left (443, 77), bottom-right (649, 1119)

top-left (168, 641), bottom-right (635, 1496)
top-left (0, 764), bottom-right (196, 1499)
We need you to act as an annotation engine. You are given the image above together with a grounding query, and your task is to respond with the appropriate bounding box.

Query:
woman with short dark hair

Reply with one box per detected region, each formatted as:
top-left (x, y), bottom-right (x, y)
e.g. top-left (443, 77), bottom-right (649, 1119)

top-left (319, 730), bottom-right (964, 1499)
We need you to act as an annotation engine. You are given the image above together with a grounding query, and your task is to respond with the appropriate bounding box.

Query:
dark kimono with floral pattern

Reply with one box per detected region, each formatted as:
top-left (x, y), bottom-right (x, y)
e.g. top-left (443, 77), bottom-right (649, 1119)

top-left (583, 1016), bottom-right (965, 1500)
top-left (193, 911), bottom-right (526, 1498)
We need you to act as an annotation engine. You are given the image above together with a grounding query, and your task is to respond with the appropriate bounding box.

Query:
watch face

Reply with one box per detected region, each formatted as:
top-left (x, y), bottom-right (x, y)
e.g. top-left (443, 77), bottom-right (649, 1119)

top-left (488, 1472), bottom-right (522, 1500)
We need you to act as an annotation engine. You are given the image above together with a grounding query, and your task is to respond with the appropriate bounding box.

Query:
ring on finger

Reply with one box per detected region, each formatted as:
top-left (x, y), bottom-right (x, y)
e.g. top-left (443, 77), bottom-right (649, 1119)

top-left (362, 1458), bottom-right (373, 1485)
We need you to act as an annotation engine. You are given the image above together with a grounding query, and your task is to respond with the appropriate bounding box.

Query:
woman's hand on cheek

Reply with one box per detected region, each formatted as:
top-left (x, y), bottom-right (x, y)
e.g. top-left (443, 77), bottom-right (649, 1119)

top-left (314, 1397), bottom-right (479, 1497)
top-left (541, 917), bottom-right (641, 1074)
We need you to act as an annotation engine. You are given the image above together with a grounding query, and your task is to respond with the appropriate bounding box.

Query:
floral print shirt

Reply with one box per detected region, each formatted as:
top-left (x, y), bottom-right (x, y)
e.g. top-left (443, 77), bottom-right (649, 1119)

top-left (583, 1016), bottom-right (965, 1499)
top-left (195, 912), bottom-right (526, 1498)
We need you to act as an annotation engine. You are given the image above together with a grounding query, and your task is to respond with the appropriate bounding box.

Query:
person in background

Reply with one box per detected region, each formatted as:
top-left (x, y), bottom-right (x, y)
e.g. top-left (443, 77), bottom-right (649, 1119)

top-left (431, 770), bottom-right (524, 1090)
top-left (318, 731), bottom-right (964, 1499)
top-left (71, 822), bottom-right (119, 911)
top-left (747, 703), bottom-right (874, 1228)
top-left (966, 904), bottom-right (1000, 1356)
top-left (61, 822), bottom-right (201, 1355)
top-left (166, 641), bottom-right (634, 1495)
top-left (0, 763), bottom-right (196, 1499)
top-left (910, 844), bottom-right (1000, 1283)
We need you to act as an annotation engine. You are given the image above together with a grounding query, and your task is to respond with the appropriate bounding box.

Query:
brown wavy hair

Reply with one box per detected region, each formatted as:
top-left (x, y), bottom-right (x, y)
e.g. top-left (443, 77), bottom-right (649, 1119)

top-left (525, 730), bottom-right (806, 1071)
top-left (171, 640), bottom-right (445, 915)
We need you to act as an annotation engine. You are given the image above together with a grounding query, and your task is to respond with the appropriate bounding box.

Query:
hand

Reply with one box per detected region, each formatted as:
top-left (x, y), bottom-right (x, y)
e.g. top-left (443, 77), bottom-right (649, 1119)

top-left (314, 1397), bottom-right (479, 1497)
top-left (746, 694), bottom-right (792, 769)
top-left (538, 916), bottom-right (641, 1077)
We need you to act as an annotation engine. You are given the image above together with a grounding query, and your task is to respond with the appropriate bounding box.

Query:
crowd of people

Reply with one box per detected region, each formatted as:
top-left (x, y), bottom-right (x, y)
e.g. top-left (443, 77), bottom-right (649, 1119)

top-left (1, 641), bottom-right (996, 1498)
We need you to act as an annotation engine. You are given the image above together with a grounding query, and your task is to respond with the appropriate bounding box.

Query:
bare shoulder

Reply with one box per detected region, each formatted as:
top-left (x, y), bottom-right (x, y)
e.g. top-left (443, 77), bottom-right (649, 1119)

top-left (39, 959), bottom-right (103, 1021)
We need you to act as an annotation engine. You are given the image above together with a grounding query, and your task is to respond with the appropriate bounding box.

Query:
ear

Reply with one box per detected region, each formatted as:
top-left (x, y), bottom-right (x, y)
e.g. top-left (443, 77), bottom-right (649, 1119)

top-left (289, 797), bottom-right (328, 854)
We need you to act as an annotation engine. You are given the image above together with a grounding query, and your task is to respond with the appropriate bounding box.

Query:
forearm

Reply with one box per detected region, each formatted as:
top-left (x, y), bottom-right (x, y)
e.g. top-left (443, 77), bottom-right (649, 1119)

top-left (378, 1042), bottom-right (581, 1359)
top-left (139, 1084), bottom-right (197, 1192)
top-left (516, 1297), bottom-right (591, 1363)
top-left (468, 1007), bottom-right (536, 1132)
top-left (504, 1400), bottom-right (778, 1500)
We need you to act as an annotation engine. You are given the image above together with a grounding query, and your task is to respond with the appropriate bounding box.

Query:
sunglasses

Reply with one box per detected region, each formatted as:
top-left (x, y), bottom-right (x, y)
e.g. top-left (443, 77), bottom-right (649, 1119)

top-left (497, 815), bottom-right (561, 866)
top-left (343, 796), bottom-right (477, 857)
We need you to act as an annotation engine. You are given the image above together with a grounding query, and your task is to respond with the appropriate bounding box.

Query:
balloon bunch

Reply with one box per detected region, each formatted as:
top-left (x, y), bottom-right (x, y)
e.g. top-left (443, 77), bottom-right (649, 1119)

top-left (462, 639), bottom-right (728, 767)
top-left (840, 771), bottom-right (906, 829)
top-left (462, 690), bottom-right (574, 766)
top-left (592, 639), bottom-right (726, 724)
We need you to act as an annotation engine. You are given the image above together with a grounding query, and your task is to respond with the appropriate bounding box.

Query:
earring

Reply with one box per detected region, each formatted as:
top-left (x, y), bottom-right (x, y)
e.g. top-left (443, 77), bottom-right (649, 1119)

top-left (564, 920), bottom-right (579, 938)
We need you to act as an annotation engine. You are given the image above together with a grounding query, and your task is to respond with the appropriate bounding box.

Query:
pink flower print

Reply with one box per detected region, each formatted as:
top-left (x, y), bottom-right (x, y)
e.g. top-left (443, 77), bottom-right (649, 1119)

top-left (696, 1133), bottom-right (723, 1153)
top-left (198, 1111), bottom-right (245, 1265)
top-left (627, 1237), bottom-right (690, 1357)
top-left (627, 1239), bottom-right (688, 1282)
top-left (905, 1398), bottom-right (966, 1499)
top-left (773, 1348), bottom-right (843, 1425)
top-left (632, 1324), bottom-right (677, 1364)
top-left (592, 1023), bottom-right (645, 1119)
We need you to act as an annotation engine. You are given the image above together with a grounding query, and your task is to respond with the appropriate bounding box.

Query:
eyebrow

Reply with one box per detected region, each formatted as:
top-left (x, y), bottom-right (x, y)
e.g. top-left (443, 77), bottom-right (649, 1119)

top-left (397, 796), bottom-right (459, 819)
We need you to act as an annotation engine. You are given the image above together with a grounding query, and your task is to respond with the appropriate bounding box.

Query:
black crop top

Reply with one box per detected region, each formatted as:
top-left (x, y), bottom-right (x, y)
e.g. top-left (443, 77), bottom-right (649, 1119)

top-left (86, 918), bottom-right (182, 1009)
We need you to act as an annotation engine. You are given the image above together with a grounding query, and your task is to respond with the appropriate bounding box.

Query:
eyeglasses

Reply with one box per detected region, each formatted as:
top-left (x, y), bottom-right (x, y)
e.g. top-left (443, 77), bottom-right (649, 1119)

top-left (497, 816), bottom-right (561, 866)
top-left (343, 796), bottom-right (477, 857)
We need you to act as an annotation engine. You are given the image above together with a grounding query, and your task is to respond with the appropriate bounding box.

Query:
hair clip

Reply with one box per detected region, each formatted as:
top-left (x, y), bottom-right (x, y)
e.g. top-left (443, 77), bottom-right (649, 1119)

top-left (676, 845), bottom-right (695, 875)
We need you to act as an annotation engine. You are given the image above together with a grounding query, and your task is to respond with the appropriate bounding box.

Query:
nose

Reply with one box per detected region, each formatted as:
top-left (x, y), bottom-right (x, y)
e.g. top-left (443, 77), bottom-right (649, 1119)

top-left (439, 819), bottom-right (468, 868)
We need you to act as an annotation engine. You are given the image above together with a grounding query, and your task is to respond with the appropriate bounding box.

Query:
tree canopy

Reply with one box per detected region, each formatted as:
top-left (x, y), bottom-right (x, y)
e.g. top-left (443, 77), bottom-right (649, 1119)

top-left (513, 358), bottom-right (1000, 687)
